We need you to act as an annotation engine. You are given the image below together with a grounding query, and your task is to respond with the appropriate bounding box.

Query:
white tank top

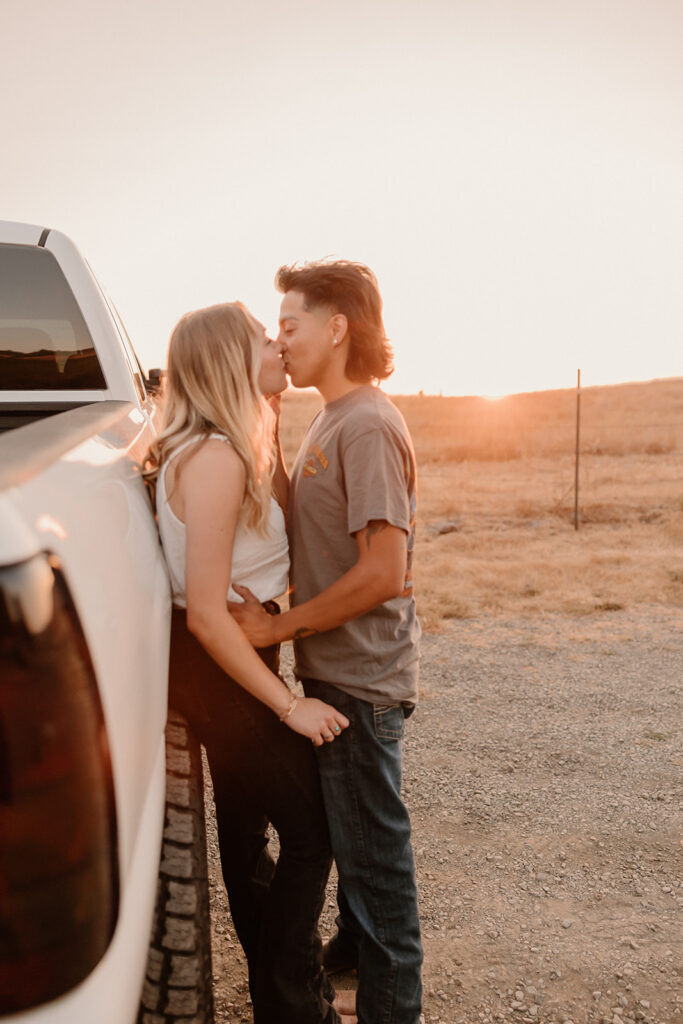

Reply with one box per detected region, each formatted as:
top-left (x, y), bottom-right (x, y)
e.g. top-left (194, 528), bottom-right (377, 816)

top-left (156, 434), bottom-right (289, 608)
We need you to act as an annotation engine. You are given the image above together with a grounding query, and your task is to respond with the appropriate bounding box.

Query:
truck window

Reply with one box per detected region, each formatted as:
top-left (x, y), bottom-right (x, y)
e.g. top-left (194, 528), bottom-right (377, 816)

top-left (0, 244), bottom-right (107, 390)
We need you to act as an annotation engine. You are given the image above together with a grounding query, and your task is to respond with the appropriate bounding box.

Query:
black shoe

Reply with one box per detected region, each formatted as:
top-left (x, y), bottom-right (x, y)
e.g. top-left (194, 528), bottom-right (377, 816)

top-left (322, 931), bottom-right (359, 975)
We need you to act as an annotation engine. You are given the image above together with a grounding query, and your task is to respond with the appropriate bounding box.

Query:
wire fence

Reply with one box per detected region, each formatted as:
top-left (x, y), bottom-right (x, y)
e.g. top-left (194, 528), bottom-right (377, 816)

top-left (405, 375), bottom-right (683, 531)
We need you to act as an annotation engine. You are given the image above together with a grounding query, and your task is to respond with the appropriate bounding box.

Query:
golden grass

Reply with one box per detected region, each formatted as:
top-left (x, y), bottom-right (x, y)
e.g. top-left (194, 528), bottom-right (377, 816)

top-left (281, 379), bottom-right (683, 631)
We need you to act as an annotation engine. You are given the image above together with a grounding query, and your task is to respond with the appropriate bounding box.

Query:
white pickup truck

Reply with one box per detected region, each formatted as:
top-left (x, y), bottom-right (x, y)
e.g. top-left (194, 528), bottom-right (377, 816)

top-left (0, 222), bottom-right (213, 1023)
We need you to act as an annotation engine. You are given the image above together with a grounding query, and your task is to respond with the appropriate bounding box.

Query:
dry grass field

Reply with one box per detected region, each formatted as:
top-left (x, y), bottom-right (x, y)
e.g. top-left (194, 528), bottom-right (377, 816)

top-left (280, 378), bottom-right (683, 631)
top-left (211, 378), bottom-right (682, 1024)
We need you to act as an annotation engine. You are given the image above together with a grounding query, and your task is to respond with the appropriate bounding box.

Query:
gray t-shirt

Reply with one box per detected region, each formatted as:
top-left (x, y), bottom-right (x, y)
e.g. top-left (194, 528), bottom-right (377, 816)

top-left (288, 385), bottom-right (421, 705)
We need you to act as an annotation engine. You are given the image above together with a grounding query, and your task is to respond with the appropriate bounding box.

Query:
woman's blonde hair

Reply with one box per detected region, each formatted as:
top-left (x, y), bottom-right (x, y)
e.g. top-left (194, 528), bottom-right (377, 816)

top-left (143, 302), bottom-right (273, 532)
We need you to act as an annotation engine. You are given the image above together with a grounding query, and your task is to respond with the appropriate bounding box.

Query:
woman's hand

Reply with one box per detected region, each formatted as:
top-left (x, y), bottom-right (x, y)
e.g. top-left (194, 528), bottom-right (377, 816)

top-left (286, 697), bottom-right (350, 747)
top-left (229, 585), bottom-right (278, 647)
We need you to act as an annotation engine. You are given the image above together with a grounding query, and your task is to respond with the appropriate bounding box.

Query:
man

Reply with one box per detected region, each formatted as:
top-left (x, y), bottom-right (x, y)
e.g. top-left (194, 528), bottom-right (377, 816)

top-left (232, 260), bottom-right (422, 1024)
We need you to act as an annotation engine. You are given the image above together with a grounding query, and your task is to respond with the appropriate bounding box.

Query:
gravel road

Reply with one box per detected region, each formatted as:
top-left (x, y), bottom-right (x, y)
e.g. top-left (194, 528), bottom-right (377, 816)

top-left (206, 605), bottom-right (682, 1024)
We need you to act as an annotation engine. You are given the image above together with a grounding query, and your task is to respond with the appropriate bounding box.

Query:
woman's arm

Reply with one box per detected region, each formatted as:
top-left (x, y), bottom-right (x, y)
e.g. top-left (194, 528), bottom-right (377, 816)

top-left (180, 440), bottom-right (348, 744)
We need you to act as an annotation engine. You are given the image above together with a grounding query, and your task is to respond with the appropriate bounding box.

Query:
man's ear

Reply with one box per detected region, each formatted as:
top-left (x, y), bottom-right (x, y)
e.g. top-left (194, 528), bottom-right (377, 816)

top-left (331, 312), bottom-right (348, 343)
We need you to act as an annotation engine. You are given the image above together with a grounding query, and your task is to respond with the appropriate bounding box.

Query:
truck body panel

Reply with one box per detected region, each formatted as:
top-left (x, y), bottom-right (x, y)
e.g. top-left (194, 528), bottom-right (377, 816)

top-left (0, 222), bottom-right (179, 1022)
top-left (1, 404), bottom-right (171, 876)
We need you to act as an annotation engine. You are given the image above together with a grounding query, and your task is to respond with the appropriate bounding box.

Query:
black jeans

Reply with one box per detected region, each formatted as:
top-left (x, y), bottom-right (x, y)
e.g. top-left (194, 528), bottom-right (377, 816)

top-left (169, 609), bottom-right (339, 1024)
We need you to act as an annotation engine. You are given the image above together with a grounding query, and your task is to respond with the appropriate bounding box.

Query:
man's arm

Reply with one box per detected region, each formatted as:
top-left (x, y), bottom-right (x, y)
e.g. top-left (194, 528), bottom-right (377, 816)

top-left (230, 519), bottom-right (407, 647)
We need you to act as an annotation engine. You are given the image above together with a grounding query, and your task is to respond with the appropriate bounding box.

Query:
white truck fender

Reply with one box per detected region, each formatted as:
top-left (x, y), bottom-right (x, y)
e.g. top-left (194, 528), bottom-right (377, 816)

top-left (0, 492), bottom-right (41, 564)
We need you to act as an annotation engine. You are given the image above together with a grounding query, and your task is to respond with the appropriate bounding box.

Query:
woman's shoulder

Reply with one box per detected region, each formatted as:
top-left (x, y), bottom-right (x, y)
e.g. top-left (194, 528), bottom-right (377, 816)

top-left (175, 433), bottom-right (242, 480)
top-left (193, 434), bottom-right (239, 465)
top-left (180, 431), bottom-right (234, 453)
top-left (165, 431), bottom-right (232, 461)
top-left (179, 436), bottom-right (246, 515)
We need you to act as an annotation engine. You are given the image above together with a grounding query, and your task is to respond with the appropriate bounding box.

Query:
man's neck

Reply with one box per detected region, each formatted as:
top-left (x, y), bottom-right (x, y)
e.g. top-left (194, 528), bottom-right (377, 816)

top-left (316, 365), bottom-right (368, 405)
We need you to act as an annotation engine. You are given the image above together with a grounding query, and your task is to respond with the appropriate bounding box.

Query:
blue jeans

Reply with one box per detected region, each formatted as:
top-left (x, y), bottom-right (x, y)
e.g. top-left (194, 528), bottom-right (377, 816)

top-left (304, 679), bottom-right (423, 1024)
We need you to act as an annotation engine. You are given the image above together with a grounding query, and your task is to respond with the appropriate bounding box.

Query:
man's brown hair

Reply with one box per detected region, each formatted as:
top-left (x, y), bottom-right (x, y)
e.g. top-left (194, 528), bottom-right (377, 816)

top-left (275, 260), bottom-right (394, 383)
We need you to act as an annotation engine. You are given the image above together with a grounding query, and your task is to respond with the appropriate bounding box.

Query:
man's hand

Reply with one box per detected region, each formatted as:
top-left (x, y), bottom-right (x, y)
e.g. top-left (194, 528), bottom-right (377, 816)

top-left (229, 585), bottom-right (278, 648)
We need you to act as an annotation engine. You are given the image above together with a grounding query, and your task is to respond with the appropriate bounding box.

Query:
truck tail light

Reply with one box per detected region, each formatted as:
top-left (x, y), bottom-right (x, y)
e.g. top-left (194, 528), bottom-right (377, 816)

top-left (0, 554), bottom-right (119, 1015)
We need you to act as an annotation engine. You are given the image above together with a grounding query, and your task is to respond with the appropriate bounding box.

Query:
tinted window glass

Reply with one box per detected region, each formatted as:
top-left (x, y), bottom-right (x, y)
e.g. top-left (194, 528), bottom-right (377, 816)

top-left (0, 244), bottom-right (106, 390)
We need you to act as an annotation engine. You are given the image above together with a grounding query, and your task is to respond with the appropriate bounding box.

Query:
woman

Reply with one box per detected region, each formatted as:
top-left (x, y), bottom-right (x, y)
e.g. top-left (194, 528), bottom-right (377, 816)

top-left (144, 303), bottom-right (354, 1024)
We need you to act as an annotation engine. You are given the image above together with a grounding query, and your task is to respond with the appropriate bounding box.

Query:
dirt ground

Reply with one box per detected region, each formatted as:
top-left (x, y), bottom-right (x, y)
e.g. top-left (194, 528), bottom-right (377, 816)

top-left (205, 605), bottom-right (682, 1024)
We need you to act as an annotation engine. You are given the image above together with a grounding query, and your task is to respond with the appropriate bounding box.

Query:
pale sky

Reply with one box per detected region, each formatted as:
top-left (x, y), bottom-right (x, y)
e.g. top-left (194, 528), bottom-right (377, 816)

top-left (3, 0), bottom-right (682, 396)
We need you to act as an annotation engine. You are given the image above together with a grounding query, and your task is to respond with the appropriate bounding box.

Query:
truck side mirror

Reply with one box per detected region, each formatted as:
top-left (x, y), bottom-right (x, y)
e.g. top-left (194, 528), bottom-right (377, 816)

top-left (145, 368), bottom-right (165, 395)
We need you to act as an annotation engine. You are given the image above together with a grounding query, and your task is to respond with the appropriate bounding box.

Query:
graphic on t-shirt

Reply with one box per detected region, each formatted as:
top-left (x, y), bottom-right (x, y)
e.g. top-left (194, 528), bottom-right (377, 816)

top-left (303, 444), bottom-right (329, 477)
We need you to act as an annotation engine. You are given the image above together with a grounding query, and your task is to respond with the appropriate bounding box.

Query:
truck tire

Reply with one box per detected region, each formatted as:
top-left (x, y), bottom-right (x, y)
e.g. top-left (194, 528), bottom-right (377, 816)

top-left (137, 710), bottom-right (214, 1024)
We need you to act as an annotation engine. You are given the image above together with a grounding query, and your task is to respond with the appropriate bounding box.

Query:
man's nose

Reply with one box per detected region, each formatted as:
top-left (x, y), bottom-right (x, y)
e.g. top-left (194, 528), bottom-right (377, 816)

top-left (276, 332), bottom-right (287, 352)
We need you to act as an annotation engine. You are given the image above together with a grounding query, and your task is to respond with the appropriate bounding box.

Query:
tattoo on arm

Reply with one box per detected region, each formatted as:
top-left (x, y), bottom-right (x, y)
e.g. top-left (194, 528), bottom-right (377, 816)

top-left (293, 626), bottom-right (319, 640)
top-left (365, 521), bottom-right (389, 546)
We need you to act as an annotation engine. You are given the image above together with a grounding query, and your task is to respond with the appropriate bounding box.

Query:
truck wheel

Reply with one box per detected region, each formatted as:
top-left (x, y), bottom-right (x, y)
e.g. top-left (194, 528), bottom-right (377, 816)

top-left (137, 710), bottom-right (214, 1023)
